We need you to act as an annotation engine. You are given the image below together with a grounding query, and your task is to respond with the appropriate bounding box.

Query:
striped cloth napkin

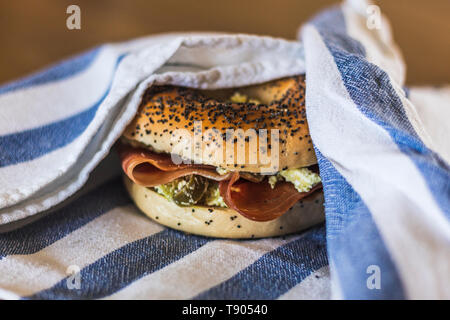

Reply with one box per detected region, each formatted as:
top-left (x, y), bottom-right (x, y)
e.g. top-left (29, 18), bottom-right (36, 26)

top-left (301, 1), bottom-right (450, 299)
top-left (0, 0), bottom-right (449, 299)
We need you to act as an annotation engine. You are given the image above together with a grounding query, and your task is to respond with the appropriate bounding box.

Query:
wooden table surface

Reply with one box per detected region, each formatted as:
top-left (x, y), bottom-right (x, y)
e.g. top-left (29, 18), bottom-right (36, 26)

top-left (0, 0), bottom-right (449, 85)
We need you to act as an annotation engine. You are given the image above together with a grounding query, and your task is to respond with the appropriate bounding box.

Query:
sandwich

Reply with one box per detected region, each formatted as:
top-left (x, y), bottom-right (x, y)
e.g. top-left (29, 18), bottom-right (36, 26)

top-left (117, 75), bottom-right (324, 238)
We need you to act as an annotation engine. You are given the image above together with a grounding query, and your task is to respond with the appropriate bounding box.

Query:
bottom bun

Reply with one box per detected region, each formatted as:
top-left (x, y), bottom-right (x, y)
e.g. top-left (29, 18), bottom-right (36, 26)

top-left (124, 176), bottom-right (325, 239)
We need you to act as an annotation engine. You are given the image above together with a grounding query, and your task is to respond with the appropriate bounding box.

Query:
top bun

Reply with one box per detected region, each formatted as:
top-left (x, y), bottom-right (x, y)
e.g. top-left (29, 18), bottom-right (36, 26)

top-left (122, 75), bottom-right (317, 173)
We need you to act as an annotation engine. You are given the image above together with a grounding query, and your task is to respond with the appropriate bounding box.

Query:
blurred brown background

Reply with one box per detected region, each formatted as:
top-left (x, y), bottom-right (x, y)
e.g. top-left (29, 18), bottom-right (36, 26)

top-left (0, 0), bottom-right (449, 85)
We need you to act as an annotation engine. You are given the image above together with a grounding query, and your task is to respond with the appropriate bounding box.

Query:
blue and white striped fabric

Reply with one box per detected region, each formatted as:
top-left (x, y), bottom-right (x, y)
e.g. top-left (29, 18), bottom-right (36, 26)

top-left (299, 1), bottom-right (450, 299)
top-left (0, 177), bottom-right (329, 299)
top-left (0, 0), bottom-right (448, 300)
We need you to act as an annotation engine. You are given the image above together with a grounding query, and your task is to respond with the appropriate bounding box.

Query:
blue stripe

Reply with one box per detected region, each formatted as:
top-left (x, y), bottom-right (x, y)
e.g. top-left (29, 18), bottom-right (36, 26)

top-left (0, 47), bottom-right (102, 95)
top-left (330, 49), bottom-right (450, 217)
top-left (0, 178), bottom-right (130, 259)
top-left (311, 5), bottom-right (365, 57)
top-left (0, 53), bottom-right (127, 168)
top-left (403, 86), bottom-right (410, 99)
top-left (316, 150), bottom-right (405, 299)
top-left (194, 226), bottom-right (328, 300)
top-left (314, 7), bottom-right (450, 217)
top-left (26, 229), bottom-right (211, 300)
top-left (310, 5), bottom-right (346, 35)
